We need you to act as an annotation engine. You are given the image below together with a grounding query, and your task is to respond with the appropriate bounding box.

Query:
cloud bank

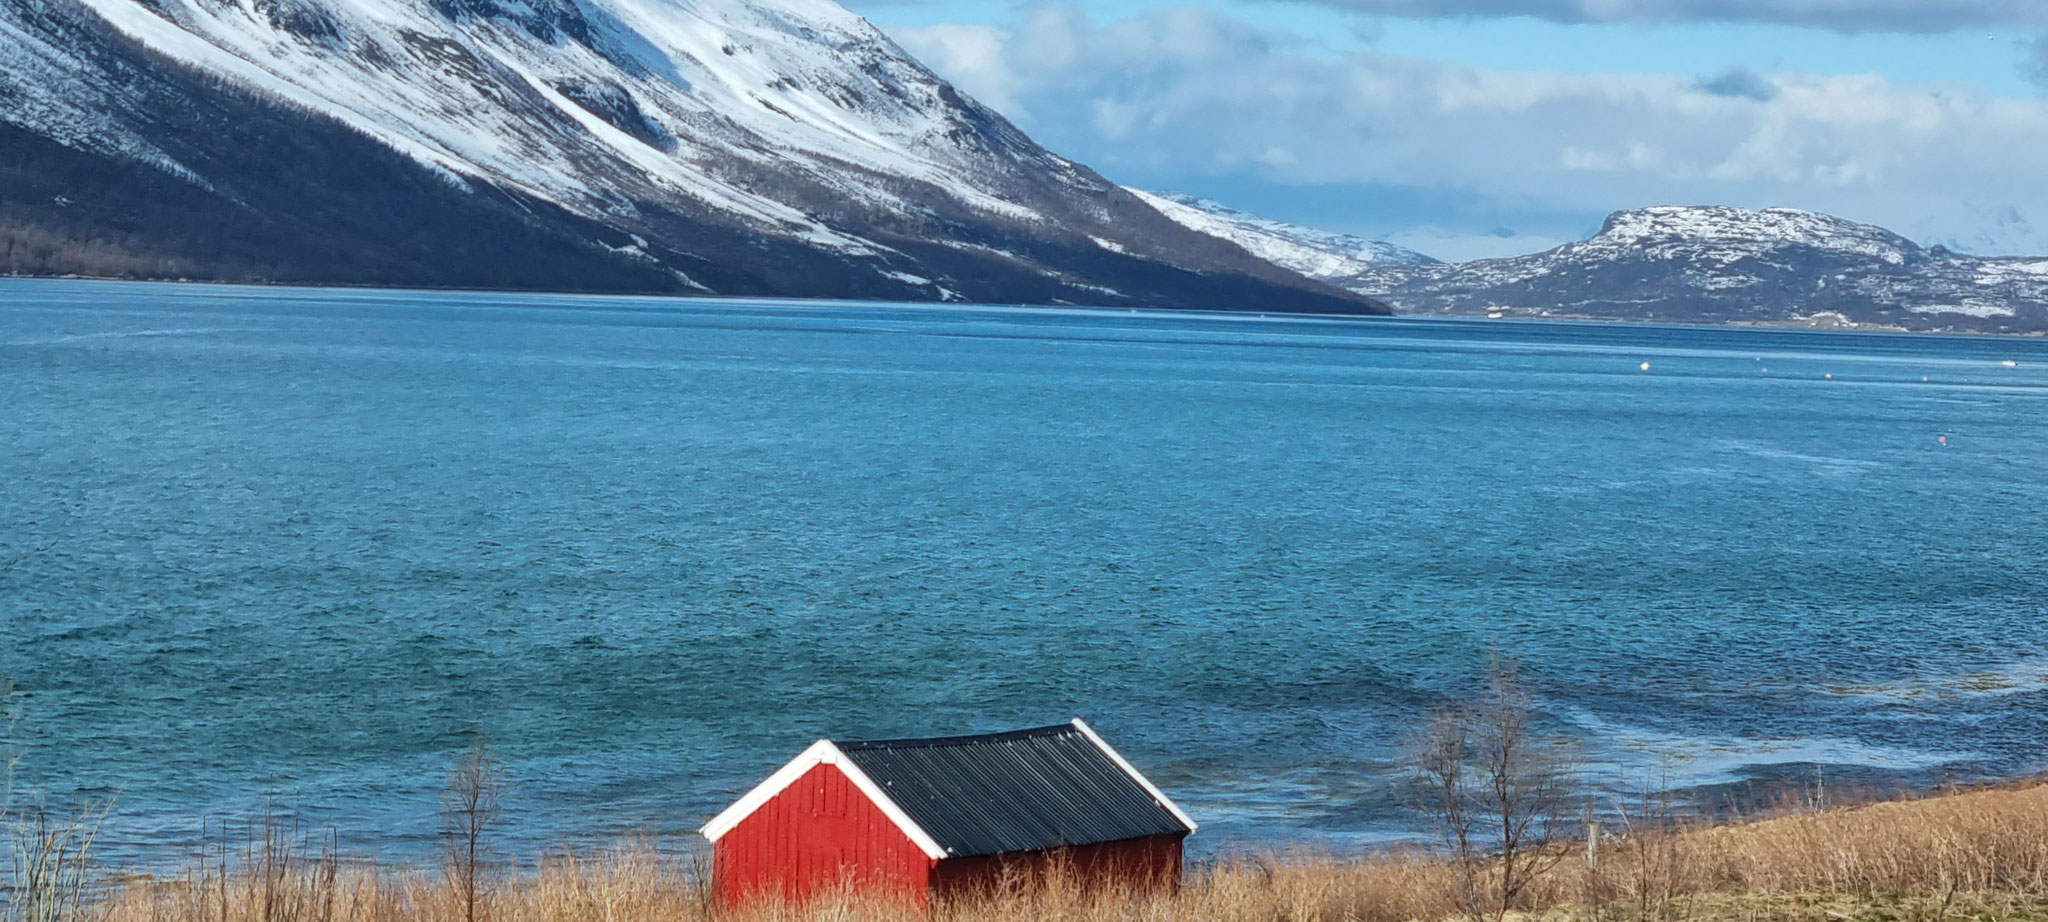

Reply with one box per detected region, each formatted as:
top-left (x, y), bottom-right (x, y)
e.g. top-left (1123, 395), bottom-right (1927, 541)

top-left (894, 5), bottom-right (2048, 258)
top-left (1263, 0), bottom-right (2048, 33)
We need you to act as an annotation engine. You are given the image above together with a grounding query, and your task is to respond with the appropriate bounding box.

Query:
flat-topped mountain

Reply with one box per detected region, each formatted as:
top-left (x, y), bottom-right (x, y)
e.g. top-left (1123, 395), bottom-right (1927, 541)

top-left (1341, 206), bottom-right (2048, 332)
top-left (0, 0), bottom-right (1383, 312)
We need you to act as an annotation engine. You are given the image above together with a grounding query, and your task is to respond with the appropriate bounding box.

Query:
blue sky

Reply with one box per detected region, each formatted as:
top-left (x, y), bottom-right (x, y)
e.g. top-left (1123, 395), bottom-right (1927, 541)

top-left (846, 1), bottom-right (2048, 259)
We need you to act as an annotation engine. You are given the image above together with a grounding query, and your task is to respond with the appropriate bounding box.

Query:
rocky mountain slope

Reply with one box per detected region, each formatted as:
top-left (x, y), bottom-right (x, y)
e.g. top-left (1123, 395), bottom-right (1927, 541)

top-left (1127, 190), bottom-right (1436, 283)
top-left (0, 0), bottom-right (1383, 313)
top-left (1348, 206), bottom-right (2048, 333)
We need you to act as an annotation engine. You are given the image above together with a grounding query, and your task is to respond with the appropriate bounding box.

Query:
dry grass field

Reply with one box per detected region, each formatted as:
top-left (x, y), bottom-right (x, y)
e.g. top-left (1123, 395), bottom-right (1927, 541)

top-left (45, 780), bottom-right (2048, 922)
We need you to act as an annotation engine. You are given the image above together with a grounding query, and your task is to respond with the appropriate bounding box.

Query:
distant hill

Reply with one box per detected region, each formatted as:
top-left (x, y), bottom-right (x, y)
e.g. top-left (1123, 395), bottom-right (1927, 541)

top-left (1350, 206), bottom-right (2048, 333)
top-left (0, 0), bottom-right (1384, 314)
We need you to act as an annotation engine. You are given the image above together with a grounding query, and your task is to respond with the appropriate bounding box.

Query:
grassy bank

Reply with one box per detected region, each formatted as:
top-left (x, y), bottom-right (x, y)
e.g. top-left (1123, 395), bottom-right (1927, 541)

top-left (49, 781), bottom-right (2048, 922)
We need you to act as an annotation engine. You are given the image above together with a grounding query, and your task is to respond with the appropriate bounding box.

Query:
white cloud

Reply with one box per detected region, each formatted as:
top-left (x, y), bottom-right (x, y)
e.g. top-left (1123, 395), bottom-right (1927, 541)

top-left (1258, 0), bottom-right (2048, 33)
top-left (892, 23), bottom-right (1028, 116)
top-left (891, 5), bottom-right (2048, 256)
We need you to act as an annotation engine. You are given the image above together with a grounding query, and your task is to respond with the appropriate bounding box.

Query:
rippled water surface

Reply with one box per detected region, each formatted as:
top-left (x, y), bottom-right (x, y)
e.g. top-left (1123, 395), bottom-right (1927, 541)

top-left (4, 279), bottom-right (2047, 862)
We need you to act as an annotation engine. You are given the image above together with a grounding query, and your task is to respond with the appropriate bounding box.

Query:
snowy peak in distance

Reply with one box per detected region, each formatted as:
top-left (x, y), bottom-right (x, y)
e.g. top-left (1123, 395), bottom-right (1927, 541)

top-left (1348, 204), bottom-right (2048, 333)
top-left (0, 0), bottom-right (1383, 313)
top-left (1129, 189), bottom-right (1437, 285)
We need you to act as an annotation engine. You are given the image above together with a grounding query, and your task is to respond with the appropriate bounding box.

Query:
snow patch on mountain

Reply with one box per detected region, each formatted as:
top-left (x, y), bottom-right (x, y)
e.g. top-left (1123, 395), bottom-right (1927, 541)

top-left (1982, 260), bottom-right (2048, 279)
top-left (0, 8), bottom-right (198, 183)
top-left (1588, 205), bottom-right (1914, 265)
top-left (1908, 299), bottom-right (2016, 319)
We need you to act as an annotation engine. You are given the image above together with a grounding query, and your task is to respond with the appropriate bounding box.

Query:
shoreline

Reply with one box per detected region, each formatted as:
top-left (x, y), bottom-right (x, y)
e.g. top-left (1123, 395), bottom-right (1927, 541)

top-left (8, 273), bottom-right (2048, 337)
top-left (1402, 306), bottom-right (2048, 337)
top-left (39, 761), bottom-right (2038, 877)
top-left (39, 779), bottom-right (2048, 922)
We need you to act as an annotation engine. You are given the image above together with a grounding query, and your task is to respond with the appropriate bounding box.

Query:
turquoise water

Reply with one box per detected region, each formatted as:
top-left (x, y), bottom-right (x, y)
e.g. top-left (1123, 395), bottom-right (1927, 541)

top-left (3, 279), bottom-right (2047, 862)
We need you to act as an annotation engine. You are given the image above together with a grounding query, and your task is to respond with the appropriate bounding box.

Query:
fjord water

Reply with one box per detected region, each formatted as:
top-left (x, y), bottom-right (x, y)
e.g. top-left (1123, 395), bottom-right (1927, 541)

top-left (4, 279), bottom-right (2046, 862)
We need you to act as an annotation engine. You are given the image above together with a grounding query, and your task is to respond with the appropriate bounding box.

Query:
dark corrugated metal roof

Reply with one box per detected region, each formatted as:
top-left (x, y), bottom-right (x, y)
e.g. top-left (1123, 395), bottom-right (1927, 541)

top-left (836, 723), bottom-right (1190, 858)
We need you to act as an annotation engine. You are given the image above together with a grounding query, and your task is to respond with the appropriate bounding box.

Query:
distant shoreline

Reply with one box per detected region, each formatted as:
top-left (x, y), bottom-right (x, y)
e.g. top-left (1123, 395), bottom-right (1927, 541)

top-left (1390, 306), bottom-right (2048, 337)
top-left (0, 272), bottom-right (1377, 317)
top-left (10, 274), bottom-right (2048, 338)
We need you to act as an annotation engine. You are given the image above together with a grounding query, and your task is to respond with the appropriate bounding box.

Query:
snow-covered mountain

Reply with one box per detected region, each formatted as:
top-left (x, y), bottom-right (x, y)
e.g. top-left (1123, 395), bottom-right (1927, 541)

top-left (0, 0), bottom-right (1382, 312)
top-left (1128, 190), bottom-right (1435, 284)
top-left (1346, 206), bottom-right (2048, 333)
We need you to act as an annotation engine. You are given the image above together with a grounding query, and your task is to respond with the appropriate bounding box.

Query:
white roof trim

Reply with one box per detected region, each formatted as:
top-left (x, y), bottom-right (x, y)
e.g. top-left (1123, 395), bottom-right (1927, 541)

top-left (698, 739), bottom-right (949, 861)
top-left (700, 740), bottom-right (837, 844)
top-left (1070, 718), bottom-right (1199, 833)
top-left (830, 753), bottom-right (949, 860)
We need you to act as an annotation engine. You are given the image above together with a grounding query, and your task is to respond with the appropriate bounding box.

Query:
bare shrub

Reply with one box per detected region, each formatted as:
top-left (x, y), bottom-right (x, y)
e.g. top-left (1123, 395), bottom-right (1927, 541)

top-left (1609, 773), bottom-right (1698, 922)
top-left (441, 740), bottom-right (508, 922)
top-left (1411, 657), bottom-right (1580, 922)
top-left (7, 803), bottom-right (109, 922)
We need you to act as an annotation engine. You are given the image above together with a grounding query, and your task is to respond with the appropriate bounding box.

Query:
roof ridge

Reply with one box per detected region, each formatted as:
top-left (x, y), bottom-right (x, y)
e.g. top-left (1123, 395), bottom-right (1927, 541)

top-left (836, 722), bottom-right (1079, 751)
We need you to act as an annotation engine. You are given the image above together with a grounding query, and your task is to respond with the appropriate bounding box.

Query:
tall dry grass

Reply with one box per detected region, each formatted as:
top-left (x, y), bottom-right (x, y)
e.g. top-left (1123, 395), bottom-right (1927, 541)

top-left (59, 782), bottom-right (2048, 922)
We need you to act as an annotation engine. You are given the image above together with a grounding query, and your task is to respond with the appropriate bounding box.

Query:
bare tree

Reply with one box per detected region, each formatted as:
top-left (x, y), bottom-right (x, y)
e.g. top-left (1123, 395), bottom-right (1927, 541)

top-left (1414, 705), bottom-right (1484, 916)
top-left (1411, 658), bottom-right (1579, 922)
top-left (441, 739), bottom-right (507, 922)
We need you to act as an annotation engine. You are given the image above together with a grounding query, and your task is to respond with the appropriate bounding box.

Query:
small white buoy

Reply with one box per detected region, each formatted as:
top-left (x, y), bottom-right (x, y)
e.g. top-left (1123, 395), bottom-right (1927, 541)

top-left (1923, 376), bottom-right (1930, 382)
top-left (1825, 373), bottom-right (1835, 380)
top-left (1640, 362), bottom-right (1653, 372)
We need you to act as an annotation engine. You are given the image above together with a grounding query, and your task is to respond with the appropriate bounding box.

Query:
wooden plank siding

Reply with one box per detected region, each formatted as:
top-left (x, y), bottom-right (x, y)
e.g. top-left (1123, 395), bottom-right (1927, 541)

top-left (930, 834), bottom-right (1185, 901)
top-left (711, 763), bottom-right (937, 908)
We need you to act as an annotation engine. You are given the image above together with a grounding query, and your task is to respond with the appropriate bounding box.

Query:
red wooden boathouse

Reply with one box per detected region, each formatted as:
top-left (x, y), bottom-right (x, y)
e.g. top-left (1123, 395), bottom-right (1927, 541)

top-left (699, 719), bottom-right (1197, 908)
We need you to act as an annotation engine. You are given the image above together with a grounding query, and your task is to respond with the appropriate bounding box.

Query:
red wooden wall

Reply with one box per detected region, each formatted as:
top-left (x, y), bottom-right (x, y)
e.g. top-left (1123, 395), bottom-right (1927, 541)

top-left (711, 763), bottom-right (937, 908)
top-left (929, 834), bottom-right (1185, 901)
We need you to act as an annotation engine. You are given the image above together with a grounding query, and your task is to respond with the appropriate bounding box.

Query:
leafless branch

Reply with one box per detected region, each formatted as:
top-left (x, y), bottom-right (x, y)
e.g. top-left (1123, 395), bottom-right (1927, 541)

top-left (1409, 656), bottom-right (1580, 922)
top-left (442, 738), bottom-right (509, 922)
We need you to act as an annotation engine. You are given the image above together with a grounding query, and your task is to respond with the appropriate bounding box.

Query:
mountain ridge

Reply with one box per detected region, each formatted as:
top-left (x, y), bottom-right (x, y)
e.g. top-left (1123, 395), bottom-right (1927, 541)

top-left (0, 0), bottom-right (1386, 314)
